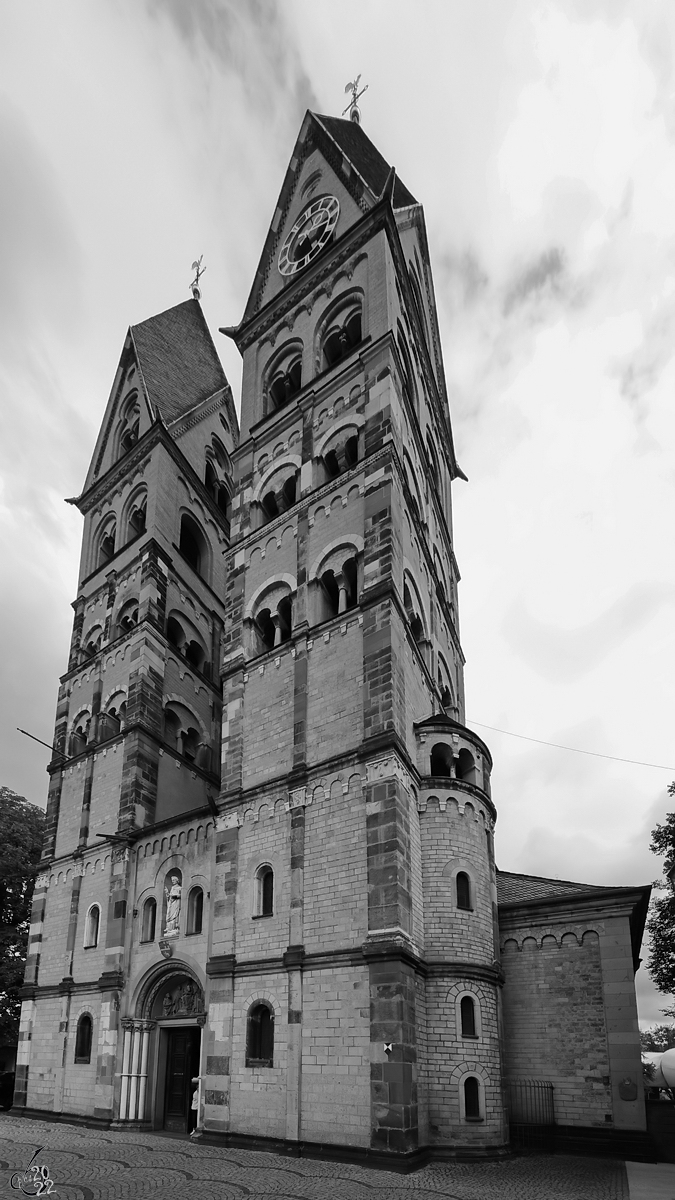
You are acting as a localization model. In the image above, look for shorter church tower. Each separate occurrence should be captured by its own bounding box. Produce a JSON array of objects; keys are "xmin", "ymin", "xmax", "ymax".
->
[{"xmin": 15, "ymin": 299, "xmax": 237, "ymax": 1121}]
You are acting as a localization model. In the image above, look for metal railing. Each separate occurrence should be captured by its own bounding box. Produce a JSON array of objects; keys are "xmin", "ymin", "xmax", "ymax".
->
[{"xmin": 507, "ymin": 1079, "xmax": 555, "ymax": 1150}]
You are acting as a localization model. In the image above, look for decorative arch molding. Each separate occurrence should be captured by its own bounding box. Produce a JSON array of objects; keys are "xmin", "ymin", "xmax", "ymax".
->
[
  {"xmin": 244, "ymin": 573, "xmax": 297, "ymax": 620},
  {"xmin": 69, "ymin": 705, "xmax": 92, "ymax": 733},
  {"xmin": 402, "ymin": 448, "xmax": 425, "ymax": 521},
  {"xmin": 450, "ymin": 1060, "xmax": 491, "ymax": 1085},
  {"xmin": 215, "ymin": 772, "xmax": 364, "ymax": 831},
  {"xmin": 111, "ymin": 591, "xmax": 140, "ymax": 631},
  {"xmin": 120, "ymin": 480, "xmax": 148, "ymax": 530},
  {"xmin": 139, "ymin": 821, "xmax": 213, "ymax": 859},
  {"xmin": 402, "ymin": 561, "xmax": 429, "ymax": 636},
  {"xmin": 313, "ymin": 286, "xmax": 365, "ymax": 362},
  {"xmin": 263, "ymin": 336, "xmax": 304, "ymax": 378},
  {"xmin": 314, "ymin": 415, "xmax": 364, "ymax": 461},
  {"xmin": 308, "ymin": 535, "xmax": 364, "ymax": 582},
  {"xmin": 454, "ymin": 1064, "xmax": 489, "ymax": 1123},
  {"xmin": 241, "ymin": 988, "xmax": 282, "ymax": 1019},
  {"xmin": 417, "ymin": 794, "xmax": 491, "ymax": 831},
  {"xmin": 176, "ymin": 481, "xmax": 227, "ymax": 546},
  {"xmin": 499, "ymin": 928, "xmax": 600, "ymax": 952},
  {"xmin": 174, "ymin": 590, "xmax": 212, "ymax": 633},
  {"xmin": 251, "ymin": 455, "xmax": 302, "ymax": 505},
  {"xmin": 161, "ymin": 693, "xmax": 209, "ymax": 740},
  {"xmin": 80, "ymin": 618, "xmax": 104, "ymax": 648},
  {"xmin": 454, "ymin": 987, "xmax": 484, "ymax": 1040},
  {"xmin": 132, "ymin": 958, "xmax": 206, "ymax": 1020},
  {"xmin": 101, "ymin": 686, "xmax": 128, "ymax": 711}
]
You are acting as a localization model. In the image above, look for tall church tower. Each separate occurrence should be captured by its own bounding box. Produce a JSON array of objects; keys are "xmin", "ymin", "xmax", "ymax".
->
[
  {"xmin": 206, "ymin": 110, "xmax": 505, "ymax": 1156},
  {"xmin": 15, "ymin": 111, "xmax": 507, "ymax": 1162}
]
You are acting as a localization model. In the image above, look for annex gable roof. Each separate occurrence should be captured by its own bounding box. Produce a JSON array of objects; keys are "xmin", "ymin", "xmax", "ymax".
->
[{"xmin": 496, "ymin": 870, "xmax": 612, "ymax": 905}]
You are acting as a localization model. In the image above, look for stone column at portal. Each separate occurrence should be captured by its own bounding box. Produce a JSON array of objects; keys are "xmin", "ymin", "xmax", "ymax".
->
[
  {"xmin": 119, "ymin": 1021, "xmax": 133, "ymax": 1120},
  {"xmin": 136, "ymin": 1021, "xmax": 154, "ymax": 1121},
  {"xmin": 127, "ymin": 1024, "xmax": 142, "ymax": 1120}
]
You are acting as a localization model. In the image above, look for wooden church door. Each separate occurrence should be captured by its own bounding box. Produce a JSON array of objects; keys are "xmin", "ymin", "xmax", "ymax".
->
[{"xmin": 163, "ymin": 1027, "xmax": 200, "ymax": 1132}]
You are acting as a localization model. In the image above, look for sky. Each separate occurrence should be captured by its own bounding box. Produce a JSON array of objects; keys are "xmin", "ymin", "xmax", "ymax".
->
[{"xmin": 0, "ymin": 0, "xmax": 674, "ymax": 1025}]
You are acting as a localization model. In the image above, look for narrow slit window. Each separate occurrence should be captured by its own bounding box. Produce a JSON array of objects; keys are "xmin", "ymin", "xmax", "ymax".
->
[
  {"xmin": 456, "ymin": 872, "xmax": 472, "ymax": 911},
  {"xmin": 83, "ymin": 905, "xmax": 100, "ymax": 949},
  {"xmin": 246, "ymin": 1003, "xmax": 274, "ymax": 1067},
  {"xmin": 256, "ymin": 866, "xmax": 274, "ymax": 917},
  {"xmin": 460, "ymin": 996, "xmax": 476, "ymax": 1037},
  {"xmin": 141, "ymin": 898, "xmax": 156, "ymax": 943},
  {"xmin": 464, "ymin": 1076, "xmax": 481, "ymax": 1120},
  {"xmin": 187, "ymin": 887, "xmax": 204, "ymax": 935},
  {"xmin": 74, "ymin": 1014, "xmax": 93, "ymax": 1064}
]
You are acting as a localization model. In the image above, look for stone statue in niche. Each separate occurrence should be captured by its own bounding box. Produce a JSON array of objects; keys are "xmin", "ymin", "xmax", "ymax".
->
[{"xmin": 164, "ymin": 873, "xmax": 182, "ymax": 937}]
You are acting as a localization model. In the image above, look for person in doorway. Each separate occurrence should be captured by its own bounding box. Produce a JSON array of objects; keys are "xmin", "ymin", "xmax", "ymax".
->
[{"xmin": 189, "ymin": 1077, "xmax": 199, "ymax": 1136}]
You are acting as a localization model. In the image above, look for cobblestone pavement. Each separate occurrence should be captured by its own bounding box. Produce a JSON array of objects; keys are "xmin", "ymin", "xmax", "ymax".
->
[{"xmin": 0, "ymin": 1114, "xmax": 629, "ymax": 1200}]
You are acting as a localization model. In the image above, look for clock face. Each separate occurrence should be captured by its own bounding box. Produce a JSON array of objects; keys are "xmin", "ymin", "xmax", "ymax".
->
[{"xmin": 278, "ymin": 195, "xmax": 340, "ymax": 277}]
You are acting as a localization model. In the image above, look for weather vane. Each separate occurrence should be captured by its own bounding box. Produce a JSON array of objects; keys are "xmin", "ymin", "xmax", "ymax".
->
[
  {"xmin": 343, "ymin": 75, "xmax": 368, "ymax": 125},
  {"xmin": 190, "ymin": 255, "xmax": 206, "ymax": 300}
]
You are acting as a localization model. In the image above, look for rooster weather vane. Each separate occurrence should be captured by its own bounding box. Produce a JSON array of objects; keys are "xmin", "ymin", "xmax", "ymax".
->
[
  {"xmin": 190, "ymin": 256, "xmax": 206, "ymax": 300},
  {"xmin": 343, "ymin": 75, "xmax": 368, "ymax": 125}
]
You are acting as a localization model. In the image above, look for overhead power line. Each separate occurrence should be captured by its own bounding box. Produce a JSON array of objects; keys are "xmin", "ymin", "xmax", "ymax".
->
[{"xmin": 468, "ymin": 720, "xmax": 675, "ymax": 773}]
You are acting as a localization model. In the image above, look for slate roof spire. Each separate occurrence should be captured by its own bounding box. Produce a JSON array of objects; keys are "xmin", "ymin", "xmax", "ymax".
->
[{"xmin": 129, "ymin": 298, "xmax": 227, "ymax": 425}]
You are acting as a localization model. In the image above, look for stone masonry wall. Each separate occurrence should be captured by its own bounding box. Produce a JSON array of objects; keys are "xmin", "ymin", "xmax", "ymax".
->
[
  {"xmin": 300, "ymin": 963, "xmax": 371, "ymax": 1146},
  {"xmin": 229, "ymin": 971, "xmax": 288, "ymax": 1139},
  {"xmin": 500, "ymin": 928, "xmax": 612, "ymax": 1127},
  {"xmin": 420, "ymin": 798, "xmax": 495, "ymax": 962},
  {"xmin": 303, "ymin": 776, "xmax": 368, "ymax": 954},
  {"xmin": 423, "ymin": 976, "xmax": 505, "ymax": 1148}
]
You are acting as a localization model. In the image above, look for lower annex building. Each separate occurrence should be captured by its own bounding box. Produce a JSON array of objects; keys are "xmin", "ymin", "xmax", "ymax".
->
[{"xmin": 14, "ymin": 108, "xmax": 651, "ymax": 1164}]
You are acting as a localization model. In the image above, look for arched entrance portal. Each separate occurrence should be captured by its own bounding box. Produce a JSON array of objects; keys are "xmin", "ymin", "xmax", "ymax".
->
[{"xmin": 122, "ymin": 967, "xmax": 205, "ymax": 1133}]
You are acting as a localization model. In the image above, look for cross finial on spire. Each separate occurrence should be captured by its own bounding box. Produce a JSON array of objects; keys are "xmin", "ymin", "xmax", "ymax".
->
[
  {"xmin": 190, "ymin": 255, "xmax": 206, "ymax": 300},
  {"xmin": 343, "ymin": 75, "xmax": 368, "ymax": 125}
]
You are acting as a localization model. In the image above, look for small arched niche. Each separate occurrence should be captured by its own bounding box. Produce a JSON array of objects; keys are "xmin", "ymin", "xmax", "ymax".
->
[{"xmin": 161, "ymin": 868, "xmax": 183, "ymax": 938}]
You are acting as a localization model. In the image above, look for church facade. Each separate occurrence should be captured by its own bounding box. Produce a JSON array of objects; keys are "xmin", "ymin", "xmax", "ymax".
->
[{"xmin": 15, "ymin": 110, "xmax": 650, "ymax": 1164}]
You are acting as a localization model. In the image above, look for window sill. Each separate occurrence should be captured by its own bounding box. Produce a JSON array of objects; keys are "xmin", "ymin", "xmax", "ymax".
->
[
  {"xmin": 465, "ymin": 1116, "xmax": 484, "ymax": 1123},
  {"xmin": 74, "ymin": 1057, "xmax": 91, "ymax": 1065},
  {"xmin": 252, "ymin": 913, "xmax": 274, "ymax": 920},
  {"xmin": 140, "ymin": 939, "xmax": 154, "ymax": 945},
  {"xmin": 83, "ymin": 944, "xmax": 97, "ymax": 951},
  {"xmin": 245, "ymin": 1059, "xmax": 273, "ymax": 1069},
  {"xmin": 462, "ymin": 1034, "xmax": 479, "ymax": 1040}
]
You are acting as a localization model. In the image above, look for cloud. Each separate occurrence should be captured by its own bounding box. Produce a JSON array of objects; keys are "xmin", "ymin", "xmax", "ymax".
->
[
  {"xmin": 0, "ymin": 96, "xmax": 82, "ymax": 355},
  {"xmin": 504, "ymin": 247, "xmax": 566, "ymax": 315},
  {"xmin": 502, "ymin": 584, "xmax": 674, "ymax": 682},
  {"xmin": 145, "ymin": 0, "xmax": 319, "ymax": 117}
]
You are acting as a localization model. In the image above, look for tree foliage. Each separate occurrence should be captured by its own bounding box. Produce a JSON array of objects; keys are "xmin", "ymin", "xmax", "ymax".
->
[
  {"xmin": 640, "ymin": 1024, "xmax": 675, "ymax": 1053},
  {"xmin": 647, "ymin": 783, "xmax": 675, "ymax": 1003},
  {"xmin": 0, "ymin": 787, "xmax": 45, "ymax": 1045}
]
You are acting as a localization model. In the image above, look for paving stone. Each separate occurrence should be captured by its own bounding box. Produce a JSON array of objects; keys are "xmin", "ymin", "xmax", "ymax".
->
[{"xmin": 0, "ymin": 1114, "xmax": 630, "ymax": 1200}]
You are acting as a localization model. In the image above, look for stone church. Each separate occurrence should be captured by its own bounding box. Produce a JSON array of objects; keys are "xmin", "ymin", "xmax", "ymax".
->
[{"xmin": 14, "ymin": 108, "xmax": 651, "ymax": 1164}]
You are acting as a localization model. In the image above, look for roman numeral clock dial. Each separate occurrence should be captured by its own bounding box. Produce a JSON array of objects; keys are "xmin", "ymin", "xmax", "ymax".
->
[{"xmin": 278, "ymin": 195, "xmax": 340, "ymax": 277}]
